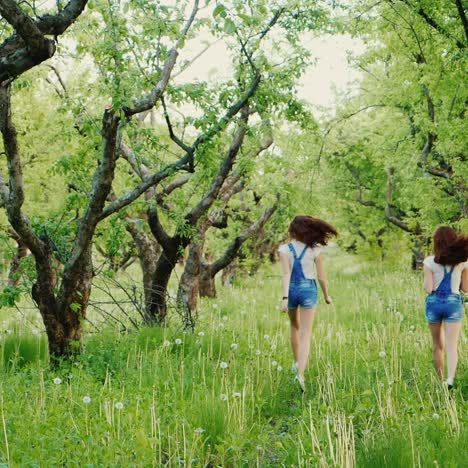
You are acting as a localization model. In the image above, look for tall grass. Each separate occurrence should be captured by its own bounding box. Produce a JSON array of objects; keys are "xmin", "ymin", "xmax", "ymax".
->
[{"xmin": 0, "ymin": 249, "xmax": 466, "ymax": 466}]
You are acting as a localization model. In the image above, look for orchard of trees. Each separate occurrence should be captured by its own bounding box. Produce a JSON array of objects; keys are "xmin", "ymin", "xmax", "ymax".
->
[{"xmin": 0, "ymin": 0, "xmax": 466, "ymax": 362}]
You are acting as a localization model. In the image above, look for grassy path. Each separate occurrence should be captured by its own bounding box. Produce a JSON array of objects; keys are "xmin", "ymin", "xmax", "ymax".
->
[{"xmin": 0, "ymin": 249, "xmax": 466, "ymax": 466}]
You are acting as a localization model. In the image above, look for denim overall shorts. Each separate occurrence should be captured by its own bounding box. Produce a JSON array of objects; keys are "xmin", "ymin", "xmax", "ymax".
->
[
  {"xmin": 287, "ymin": 243, "xmax": 318, "ymax": 309},
  {"xmin": 425, "ymin": 266, "xmax": 464, "ymax": 323}
]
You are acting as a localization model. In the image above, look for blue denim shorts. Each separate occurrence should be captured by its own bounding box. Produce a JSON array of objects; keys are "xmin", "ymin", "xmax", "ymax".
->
[
  {"xmin": 288, "ymin": 279, "xmax": 318, "ymax": 309},
  {"xmin": 425, "ymin": 293, "xmax": 464, "ymax": 323}
]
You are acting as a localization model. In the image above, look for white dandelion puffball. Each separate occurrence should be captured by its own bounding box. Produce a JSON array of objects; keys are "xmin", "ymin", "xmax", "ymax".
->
[
  {"xmin": 263, "ymin": 334, "xmax": 270, "ymax": 341},
  {"xmin": 233, "ymin": 392, "xmax": 242, "ymax": 398},
  {"xmin": 219, "ymin": 362, "xmax": 228, "ymax": 369},
  {"xmin": 255, "ymin": 350, "xmax": 261, "ymax": 356},
  {"xmin": 271, "ymin": 344, "xmax": 277, "ymax": 351},
  {"xmin": 271, "ymin": 360, "xmax": 278, "ymax": 367},
  {"xmin": 194, "ymin": 427, "xmax": 205, "ymax": 434},
  {"xmin": 218, "ymin": 323, "xmax": 225, "ymax": 329},
  {"xmin": 115, "ymin": 402, "xmax": 124, "ymax": 410},
  {"xmin": 32, "ymin": 329, "xmax": 40, "ymax": 336},
  {"xmin": 53, "ymin": 377, "xmax": 62, "ymax": 385},
  {"xmin": 432, "ymin": 413, "xmax": 440, "ymax": 420},
  {"xmin": 230, "ymin": 343, "xmax": 238, "ymax": 351},
  {"xmin": 379, "ymin": 351, "xmax": 386, "ymax": 358},
  {"xmin": 83, "ymin": 396, "xmax": 92, "ymax": 404},
  {"xmin": 222, "ymin": 315, "xmax": 228, "ymax": 321},
  {"xmin": 220, "ymin": 394, "xmax": 228, "ymax": 401},
  {"xmin": 175, "ymin": 338, "xmax": 183, "ymax": 345},
  {"xmin": 277, "ymin": 366, "xmax": 283, "ymax": 372},
  {"xmin": 198, "ymin": 331, "xmax": 205, "ymax": 337},
  {"xmin": 163, "ymin": 340, "xmax": 171, "ymax": 347}
]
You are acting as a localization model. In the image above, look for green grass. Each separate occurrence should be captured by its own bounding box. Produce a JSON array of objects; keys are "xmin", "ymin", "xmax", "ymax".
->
[{"xmin": 0, "ymin": 248, "xmax": 466, "ymax": 466}]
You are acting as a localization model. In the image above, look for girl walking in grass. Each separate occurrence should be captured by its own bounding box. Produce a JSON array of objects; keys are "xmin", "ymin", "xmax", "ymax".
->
[
  {"xmin": 278, "ymin": 215, "xmax": 337, "ymax": 392},
  {"xmin": 423, "ymin": 226, "xmax": 468, "ymax": 389}
]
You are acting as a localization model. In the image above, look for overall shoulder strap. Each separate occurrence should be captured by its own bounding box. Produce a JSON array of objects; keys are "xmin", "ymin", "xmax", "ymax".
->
[
  {"xmin": 288, "ymin": 243, "xmax": 298, "ymax": 260},
  {"xmin": 298, "ymin": 245, "xmax": 308, "ymax": 260}
]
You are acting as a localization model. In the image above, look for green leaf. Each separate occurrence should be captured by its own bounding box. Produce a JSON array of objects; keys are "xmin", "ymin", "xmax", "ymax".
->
[
  {"xmin": 213, "ymin": 4, "xmax": 225, "ymax": 18},
  {"xmin": 223, "ymin": 18, "xmax": 236, "ymax": 34}
]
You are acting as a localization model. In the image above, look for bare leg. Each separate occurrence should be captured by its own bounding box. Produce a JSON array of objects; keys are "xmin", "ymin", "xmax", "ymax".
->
[
  {"xmin": 288, "ymin": 307, "xmax": 300, "ymax": 365},
  {"xmin": 445, "ymin": 321, "xmax": 462, "ymax": 383},
  {"xmin": 429, "ymin": 322, "xmax": 444, "ymax": 379},
  {"xmin": 297, "ymin": 307, "xmax": 317, "ymax": 378}
]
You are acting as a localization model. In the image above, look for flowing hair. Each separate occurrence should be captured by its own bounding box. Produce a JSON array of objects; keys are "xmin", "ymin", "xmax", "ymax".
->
[
  {"xmin": 289, "ymin": 215, "xmax": 338, "ymax": 248},
  {"xmin": 433, "ymin": 226, "xmax": 468, "ymax": 266}
]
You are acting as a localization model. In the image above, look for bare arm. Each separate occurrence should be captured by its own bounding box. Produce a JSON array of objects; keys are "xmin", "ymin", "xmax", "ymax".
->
[
  {"xmin": 461, "ymin": 266, "xmax": 468, "ymax": 293},
  {"xmin": 279, "ymin": 252, "xmax": 290, "ymax": 312},
  {"xmin": 315, "ymin": 254, "xmax": 332, "ymax": 304},
  {"xmin": 423, "ymin": 265, "xmax": 434, "ymax": 293}
]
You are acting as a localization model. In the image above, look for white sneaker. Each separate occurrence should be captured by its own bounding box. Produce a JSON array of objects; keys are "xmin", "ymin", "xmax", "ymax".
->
[{"xmin": 295, "ymin": 375, "xmax": 306, "ymax": 393}]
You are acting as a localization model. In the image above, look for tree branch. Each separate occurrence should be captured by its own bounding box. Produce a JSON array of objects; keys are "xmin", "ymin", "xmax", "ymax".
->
[
  {"xmin": 0, "ymin": 84, "xmax": 45, "ymax": 256},
  {"xmin": 123, "ymin": 0, "xmax": 200, "ymax": 116},
  {"xmin": 210, "ymin": 197, "xmax": 279, "ymax": 276}
]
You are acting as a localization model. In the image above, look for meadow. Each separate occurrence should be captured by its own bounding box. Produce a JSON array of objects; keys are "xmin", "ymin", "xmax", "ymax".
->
[{"xmin": 0, "ymin": 249, "xmax": 466, "ymax": 467}]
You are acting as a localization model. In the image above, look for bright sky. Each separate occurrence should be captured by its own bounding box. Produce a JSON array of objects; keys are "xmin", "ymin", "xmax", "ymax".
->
[{"xmin": 175, "ymin": 32, "xmax": 364, "ymax": 114}]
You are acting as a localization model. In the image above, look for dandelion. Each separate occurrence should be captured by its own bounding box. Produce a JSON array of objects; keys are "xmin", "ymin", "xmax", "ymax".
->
[
  {"xmin": 163, "ymin": 340, "xmax": 171, "ymax": 347},
  {"xmin": 410, "ymin": 325, "xmax": 415, "ymax": 331},
  {"xmin": 115, "ymin": 402, "xmax": 124, "ymax": 410},
  {"xmin": 271, "ymin": 344, "xmax": 277, "ymax": 351},
  {"xmin": 222, "ymin": 315, "xmax": 228, "ymax": 321},
  {"xmin": 248, "ymin": 344, "xmax": 254, "ymax": 350},
  {"xmin": 255, "ymin": 350, "xmax": 261, "ymax": 356},
  {"xmin": 175, "ymin": 338, "xmax": 183, "ymax": 345},
  {"xmin": 220, "ymin": 394, "xmax": 228, "ymax": 401},
  {"xmin": 432, "ymin": 413, "xmax": 440, "ymax": 420},
  {"xmin": 271, "ymin": 360, "xmax": 278, "ymax": 367},
  {"xmin": 219, "ymin": 362, "xmax": 228, "ymax": 369},
  {"xmin": 83, "ymin": 396, "xmax": 92, "ymax": 404},
  {"xmin": 194, "ymin": 427, "xmax": 205, "ymax": 434},
  {"xmin": 230, "ymin": 343, "xmax": 238, "ymax": 351},
  {"xmin": 263, "ymin": 334, "xmax": 270, "ymax": 341},
  {"xmin": 379, "ymin": 351, "xmax": 386, "ymax": 358},
  {"xmin": 218, "ymin": 323, "xmax": 225, "ymax": 329},
  {"xmin": 32, "ymin": 329, "xmax": 40, "ymax": 336},
  {"xmin": 233, "ymin": 392, "xmax": 242, "ymax": 398},
  {"xmin": 256, "ymin": 445, "xmax": 263, "ymax": 451},
  {"xmin": 277, "ymin": 366, "xmax": 283, "ymax": 372},
  {"xmin": 198, "ymin": 331, "xmax": 205, "ymax": 337},
  {"xmin": 53, "ymin": 377, "xmax": 62, "ymax": 385},
  {"xmin": 213, "ymin": 304, "xmax": 219, "ymax": 309}
]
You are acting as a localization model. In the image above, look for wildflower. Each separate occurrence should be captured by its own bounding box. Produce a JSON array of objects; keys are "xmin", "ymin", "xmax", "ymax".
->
[
  {"xmin": 163, "ymin": 340, "xmax": 171, "ymax": 347},
  {"xmin": 271, "ymin": 360, "xmax": 278, "ymax": 367},
  {"xmin": 32, "ymin": 329, "xmax": 40, "ymax": 336},
  {"xmin": 218, "ymin": 323, "xmax": 225, "ymax": 329},
  {"xmin": 194, "ymin": 427, "xmax": 205, "ymax": 434},
  {"xmin": 53, "ymin": 377, "xmax": 62, "ymax": 385},
  {"xmin": 115, "ymin": 402, "xmax": 124, "ymax": 410},
  {"xmin": 198, "ymin": 331, "xmax": 205, "ymax": 337},
  {"xmin": 220, "ymin": 394, "xmax": 228, "ymax": 401},
  {"xmin": 222, "ymin": 315, "xmax": 228, "ymax": 321},
  {"xmin": 271, "ymin": 344, "xmax": 277, "ymax": 351},
  {"xmin": 432, "ymin": 413, "xmax": 440, "ymax": 420},
  {"xmin": 277, "ymin": 366, "xmax": 283, "ymax": 372},
  {"xmin": 263, "ymin": 334, "xmax": 270, "ymax": 341},
  {"xmin": 233, "ymin": 392, "xmax": 242, "ymax": 398},
  {"xmin": 256, "ymin": 445, "xmax": 263, "ymax": 451},
  {"xmin": 255, "ymin": 350, "xmax": 261, "ymax": 356},
  {"xmin": 83, "ymin": 396, "xmax": 92, "ymax": 404},
  {"xmin": 379, "ymin": 351, "xmax": 386, "ymax": 358},
  {"xmin": 230, "ymin": 343, "xmax": 238, "ymax": 351},
  {"xmin": 219, "ymin": 362, "xmax": 228, "ymax": 369},
  {"xmin": 175, "ymin": 338, "xmax": 183, "ymax": 345}
]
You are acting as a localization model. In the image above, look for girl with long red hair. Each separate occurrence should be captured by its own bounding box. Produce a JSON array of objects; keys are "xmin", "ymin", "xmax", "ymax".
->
[
  {"xmin": 423, "ymin": 226, "xmax": 468, "ymax": 389},
  {"xmin": 278, "ymin": 215, "xmax": 337, "ymax": 392}
]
